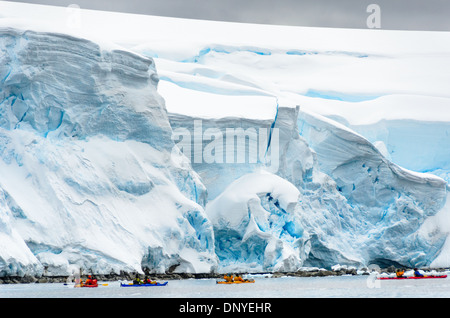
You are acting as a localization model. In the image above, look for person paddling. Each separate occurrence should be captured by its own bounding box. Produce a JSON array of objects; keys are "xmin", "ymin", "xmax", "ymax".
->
[
  {"xmin": 84, "ymin": 275, "xmax": 94, "ymax": 286},
  {"xmin": 223, "ymin": 274, "xmax": 234, "ymax": 282},
  {"xmin": 143, "ymin": 275, "xmax": 157, "ymax": 285},
  {"xmin": 414, "ymin": 268, "xmax": 424, "ymax": 277},
  {"xmin": 91, "ymin": 275, "xmax": 98, "ymax": 285},
  {"xmin": 133, "ymin": 274, "xmax": 144, "ymax": 285},
  {"xmin": 234, "ymin": 275, "xmax": 244, "ymax": 282},
  {"xmin": 396, "ymin": 269, "xmax": 405, "ymax": 278}
]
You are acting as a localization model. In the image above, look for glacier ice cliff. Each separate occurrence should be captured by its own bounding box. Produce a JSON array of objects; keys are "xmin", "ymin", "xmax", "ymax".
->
[
  {"xmin": 0, "ymin": 28, "xmax": 217, "ymax": 277},
  {"xmin": 297, "ymin": 109, "xmax": 448, "ymax": 268},
  {"xmin": 1, "ymin": 14, "xmax": 450, "ymax": 278},
  {"xmin": 170, "ymin": 103, "xmax": 448, "ymax": 271}
]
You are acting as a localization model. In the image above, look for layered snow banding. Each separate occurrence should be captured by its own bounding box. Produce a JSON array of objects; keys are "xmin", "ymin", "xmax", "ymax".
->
[
  {"xmin": 0, "ymin": 27, "xmax": 216, "ymax": 276},
  {"xmin": 1, "ymin": 1, "xmax": 450, "ymax": 276}
]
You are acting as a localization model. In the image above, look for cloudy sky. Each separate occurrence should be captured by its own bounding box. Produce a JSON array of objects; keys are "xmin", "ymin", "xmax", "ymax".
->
[{"xmin": 5, "ymin": 0, "xmax": 450, "ymax": 31}]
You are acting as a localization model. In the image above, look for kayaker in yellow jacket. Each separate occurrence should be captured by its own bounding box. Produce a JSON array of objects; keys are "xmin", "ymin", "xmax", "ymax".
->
[
  {"xmin": 234, "ymin": 275, "xmax": 244, "ymax": 282},
  {"xmin": 223, "ymin": 274, "xmax": 234, "ymax": 282},
  {"xmin": 133, "ymin": 274, "xmax": 144, "ymax": 285}
]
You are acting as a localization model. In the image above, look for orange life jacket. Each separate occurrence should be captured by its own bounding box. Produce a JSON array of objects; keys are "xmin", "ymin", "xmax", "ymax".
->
[
  {"xmin": 224, "ymin": 275, "xmax": 233, "ymax": 282},
  {"xmin": 396, "ymin": 271, "xmax": 404, "ymax": 277}
]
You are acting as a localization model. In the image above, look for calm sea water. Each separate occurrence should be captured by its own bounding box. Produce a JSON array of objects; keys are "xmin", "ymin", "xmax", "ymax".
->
[{"xmin": 1, "ymin": 274, "xmax": 450, "ymax": 298}]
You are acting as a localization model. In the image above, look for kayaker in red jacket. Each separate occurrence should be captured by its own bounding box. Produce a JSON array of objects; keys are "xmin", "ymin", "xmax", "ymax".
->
[
  {"xmin": 84, "ymin": 275, "xmax": 97, "ymax": 286},
  {"xmin": 143, "ymin": 276, "xmax": 157, "ymax": 285}
]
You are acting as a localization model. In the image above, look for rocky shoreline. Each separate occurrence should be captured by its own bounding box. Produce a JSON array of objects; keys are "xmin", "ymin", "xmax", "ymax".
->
[{"xmin": 1, "ymin": 266, "xmax": 448, "ymax": 284}]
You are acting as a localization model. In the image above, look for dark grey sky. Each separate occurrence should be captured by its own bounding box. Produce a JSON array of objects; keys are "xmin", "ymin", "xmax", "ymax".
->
[{"xmin": 5, "ymin": 0, "xmax": 450, "ymax": 31}]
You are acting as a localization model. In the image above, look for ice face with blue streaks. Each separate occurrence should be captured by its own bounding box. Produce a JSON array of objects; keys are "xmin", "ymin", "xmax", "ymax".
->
[
  {"xmin": 0, "ymin": 28, "xmax": 217, "ymax": 276},
  {"xmin": 1, "ymin": 2, "xmax": 450, "ymax": 277}
]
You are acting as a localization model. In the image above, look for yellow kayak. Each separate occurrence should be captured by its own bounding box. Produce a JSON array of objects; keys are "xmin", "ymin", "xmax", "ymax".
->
[{"xmin": 216, "ymin": 279, "xmax": 255, "ymax": 284}]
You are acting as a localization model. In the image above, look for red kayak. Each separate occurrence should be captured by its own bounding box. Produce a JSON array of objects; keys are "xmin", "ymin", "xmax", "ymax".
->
[{"xmin": 378, "ymin": 275, "xmax": 447, "ymax": 280}]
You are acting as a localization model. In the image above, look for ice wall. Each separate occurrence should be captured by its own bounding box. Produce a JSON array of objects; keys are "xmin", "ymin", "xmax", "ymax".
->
[
  {"xmin": 350, "ymin": 120, "xmax": 450, "ymax": 183},
  {"xmin": 205, "ymin": 171, "xmax": 308, "ymax": 273},
  {"xmin": 196, "ymin": 106, "xmax": 365, "ymax": 271},
  {"xmin": 169, "ymin": 113, "xmax": 274, "ymax": 200},
  {"xmin": 170, "ymin": 103, "xmax": 449, "ymax": 270},
  {"xmin": 298, "ymin": 109, "xmax": 449, "ymax": 267},
  {"xmin": 0, "ymin": 28, "xmax": 217, "ymax": 276},
  {"xmin": 1, "ymin": 2, "xmax": 450, "ymax": 274}
]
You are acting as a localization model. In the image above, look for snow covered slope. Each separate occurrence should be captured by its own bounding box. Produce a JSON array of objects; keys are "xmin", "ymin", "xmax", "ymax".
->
[{"xmin": 0, "ymin": 1, "xmax": 449, "ymax": 275}]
